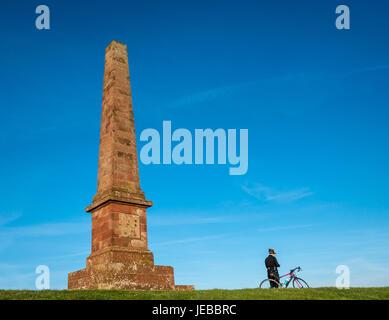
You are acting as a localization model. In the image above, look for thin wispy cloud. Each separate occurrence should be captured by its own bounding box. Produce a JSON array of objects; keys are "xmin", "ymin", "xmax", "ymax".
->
[
  {"xmin": 153, "ymin": 234, "xmax": 226, "ymax": 246},
  {"xmin": 170, "ymin": 81, "xmax": 255, "ymax": 108},
  {"xmin": 341, "ymin": 64, "xmax": 389, "ymax": 78},
  {"xmin": 0, "ymin": 220, "xmax": 89, "ymax": 238},
  {"xmin": 0, "ymin": 213, "xmax": 22, "ymax": 226},
  {"xmin": 46, "ymin": 250, "xmax": 90, "ymax": 262},
  {"xmin": 242, "ymin": 183, "xmax": 314, "ymax": 203},
  {"xmin": 258, "ymin": 223, "xmax": 318, "ymax": 233},
  {"xmin": 346, "ymin": 258, "xmax": 389, "ymax": 274},
  {"xmin": 170, "ymin": 64, "xmax": 389, "ymax": 109},
  {"xmin": 150, "ymin": 214, "xmax": 237, "ymax": 227}
]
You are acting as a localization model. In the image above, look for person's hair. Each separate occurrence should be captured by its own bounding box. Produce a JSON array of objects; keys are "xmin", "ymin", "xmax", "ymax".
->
[{"xmin": 268, "ymin": 248, "xmax": 276, "ymax": 254}]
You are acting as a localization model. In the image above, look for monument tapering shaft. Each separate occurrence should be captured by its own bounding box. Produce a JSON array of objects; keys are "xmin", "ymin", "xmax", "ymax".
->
[{"xmin": 97, "ymin": 41, "xmax": 140, "ymax": 194}]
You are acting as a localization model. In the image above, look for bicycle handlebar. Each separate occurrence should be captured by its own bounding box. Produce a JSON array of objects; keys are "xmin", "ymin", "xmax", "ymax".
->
[{"xmin": 290, "ymin": 266, "xmax": 302, "ymax": 273}]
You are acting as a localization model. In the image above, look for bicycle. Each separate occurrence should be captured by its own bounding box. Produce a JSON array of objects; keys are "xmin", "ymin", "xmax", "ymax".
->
[{"xmin": 259, "ymin": 266, "xmax": 309, "ymax": 288}]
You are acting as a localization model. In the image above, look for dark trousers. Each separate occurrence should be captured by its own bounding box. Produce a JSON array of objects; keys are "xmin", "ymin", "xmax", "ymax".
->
[{"xmin": 267, "ymin": 270, "xmax": 280, "ymax": 288}]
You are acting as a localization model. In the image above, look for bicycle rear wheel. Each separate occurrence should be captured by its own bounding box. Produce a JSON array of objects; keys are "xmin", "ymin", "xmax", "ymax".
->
[
  {"xmin": 259, "ymin": 279, "xmax": 281, "ymax": 289},
  {"xmin": 292, "ymin": 277, "xmax": 309, "ymax": 288}
]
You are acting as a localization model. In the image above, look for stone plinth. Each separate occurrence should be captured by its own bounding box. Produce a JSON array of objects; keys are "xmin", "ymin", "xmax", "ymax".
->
[{"xmin": 68, "ymin": 247, "xmax": 177, "ymax": 290}]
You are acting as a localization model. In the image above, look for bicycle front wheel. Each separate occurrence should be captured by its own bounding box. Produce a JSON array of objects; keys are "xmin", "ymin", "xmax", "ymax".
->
[
  {"xmin": 259, "ymin": 279, "xmax": 281, "ymax": 289},
  {"xmin": 292, "ymin": 277, "xmax": 309, "ymax": 288}
]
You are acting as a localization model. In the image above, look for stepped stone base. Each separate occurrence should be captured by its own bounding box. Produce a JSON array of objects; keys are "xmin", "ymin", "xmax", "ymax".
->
[{"xmin": 68, "ymin": 247, "xmax": 194, "ymax": 291}]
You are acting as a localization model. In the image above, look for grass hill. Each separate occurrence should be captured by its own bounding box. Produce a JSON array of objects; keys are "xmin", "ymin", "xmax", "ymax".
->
[{"xmin": 0, "ymin": 287, "xmax": 388, "ymax": 300}]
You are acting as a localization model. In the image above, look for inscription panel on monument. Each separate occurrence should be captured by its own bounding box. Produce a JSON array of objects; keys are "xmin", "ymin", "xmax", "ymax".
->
[{"xmin": 119, "ymin": 213, "xmax": 140, "ymax": 238}]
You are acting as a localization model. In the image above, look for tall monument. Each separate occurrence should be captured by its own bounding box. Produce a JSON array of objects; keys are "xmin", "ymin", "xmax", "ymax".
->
[{"xmin": 68, "ymin": 41, "xmax": 193, "ymax": 290}]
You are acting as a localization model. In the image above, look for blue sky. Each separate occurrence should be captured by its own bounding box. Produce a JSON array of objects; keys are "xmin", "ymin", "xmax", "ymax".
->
[{"xmin": 0, "ymin": 0, "xmax": 389, "ymax": 289}]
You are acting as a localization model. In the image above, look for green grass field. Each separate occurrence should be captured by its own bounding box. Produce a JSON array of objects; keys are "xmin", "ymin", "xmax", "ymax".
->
[{"xmin": 0, "ymin": 287, "xmax": 388, "ymax": 300}]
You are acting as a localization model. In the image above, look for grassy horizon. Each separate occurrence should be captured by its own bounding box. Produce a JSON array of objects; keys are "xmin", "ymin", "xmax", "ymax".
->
[{"xmin": 0, "ymin": 287, "xmax": 388, "ymax": 300}]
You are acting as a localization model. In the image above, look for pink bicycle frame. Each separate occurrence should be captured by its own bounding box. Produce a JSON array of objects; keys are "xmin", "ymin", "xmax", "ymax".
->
[{"xmin": 279, "ymin": 272, "xmax": 303, "ymax": 288}]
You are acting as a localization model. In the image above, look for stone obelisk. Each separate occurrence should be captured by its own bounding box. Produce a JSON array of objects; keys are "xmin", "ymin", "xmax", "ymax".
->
[{"xmin": 68, "ymin": 41, "xmax": 193, "ymax": 290}]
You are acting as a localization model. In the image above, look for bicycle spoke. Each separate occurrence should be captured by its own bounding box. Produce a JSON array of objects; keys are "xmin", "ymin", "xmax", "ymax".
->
[
  {"xmin": 259, "ymin": 279, "xmax": 281, "ymax": 289},
  {"xmin": 293, "ymin": 277, "xmax": 309, "ymax": 288}
]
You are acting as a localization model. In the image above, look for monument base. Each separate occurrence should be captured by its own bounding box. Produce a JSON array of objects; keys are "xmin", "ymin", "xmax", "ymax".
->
[{"xmin": 68, "ymin": 247, "xmax": 194, "ymax": 291}]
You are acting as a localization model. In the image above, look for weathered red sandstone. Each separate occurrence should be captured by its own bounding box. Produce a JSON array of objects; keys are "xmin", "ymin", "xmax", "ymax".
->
[{"xmin": 68, "ymin": 40, "xmax": 194, "ymax": 291}]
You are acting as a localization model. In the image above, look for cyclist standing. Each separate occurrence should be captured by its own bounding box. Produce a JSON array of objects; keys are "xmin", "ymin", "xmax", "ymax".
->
[{"xmin": 265, "ymin": 248, "xmax": 280, "ymax": 288}]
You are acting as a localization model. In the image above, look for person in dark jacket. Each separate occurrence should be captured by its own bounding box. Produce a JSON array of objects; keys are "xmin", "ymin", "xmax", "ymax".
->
[{"xmin": 265, "ymin": 248, "xmax": 280, "ymax": 288}]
